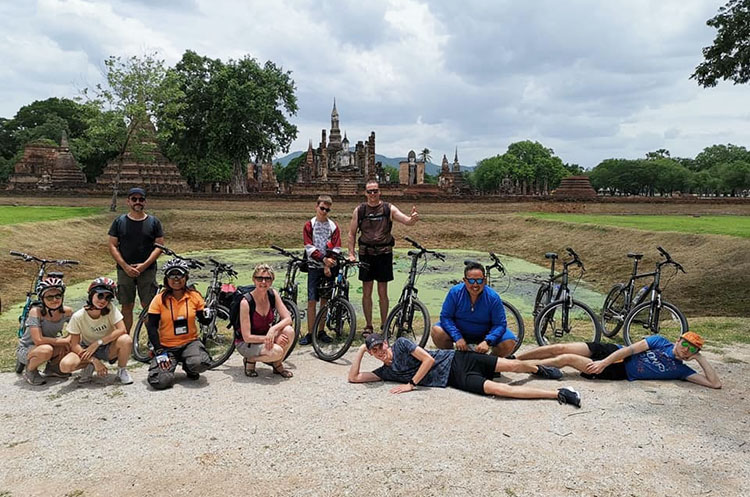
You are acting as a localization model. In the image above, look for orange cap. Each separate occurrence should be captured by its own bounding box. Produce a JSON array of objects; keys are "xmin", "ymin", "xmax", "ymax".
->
[{"xmin": 680, "ymin": 331, "xmax": 704, "ymax": 349}]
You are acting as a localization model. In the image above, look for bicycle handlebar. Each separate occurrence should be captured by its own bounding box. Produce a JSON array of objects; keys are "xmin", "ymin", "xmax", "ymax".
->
[
  {"xmin": 404, "ymin": 237, "xmax": 445, "ymax": 261},
  {"xmin": 10, "ymin": 251, "xmax": 80, "ymax": 266},
  {"xmin": 154, "ymin": 243, "xmax": 204, "ymax": 268},
  {"xmin": 565, "ymin": 247, "xmax": 585, "ymax": 271},
  {"xmin": 270, "ymin": 245, "xmax": 304, "ymax": 262},
  {"xmin": 656, "ymin": 246, "xmax": 686, "ymax": 273}
]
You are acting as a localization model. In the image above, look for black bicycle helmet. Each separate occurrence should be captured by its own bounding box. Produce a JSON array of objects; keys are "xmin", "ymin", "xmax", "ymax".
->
[{"xmin": 88, "ymin": 277, "xmax": 117, "ymax": 298}]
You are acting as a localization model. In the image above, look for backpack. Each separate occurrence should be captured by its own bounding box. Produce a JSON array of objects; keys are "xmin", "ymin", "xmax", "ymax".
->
[{"xmin": 227, "ymin": 286, "xmax": 276, "ymax": 339}]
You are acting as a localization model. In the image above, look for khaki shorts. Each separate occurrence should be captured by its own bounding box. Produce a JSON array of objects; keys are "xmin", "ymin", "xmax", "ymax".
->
[
  {"xmin": 117, "ymin": 265, "xmax": 158, "ymax": 306},
  {"xmin": 236, "ymin": 341, "xmax": 269, "ymax": 359}
]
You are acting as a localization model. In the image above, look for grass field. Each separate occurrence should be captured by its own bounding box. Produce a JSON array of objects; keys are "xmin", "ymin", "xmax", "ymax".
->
[
  {"xmin": 0, "ymin": 205, "xmax": 101, "ymax": 225},
  {"xmin": 524, "ymin": 212, "xmax": 750, "ymax": 238}
]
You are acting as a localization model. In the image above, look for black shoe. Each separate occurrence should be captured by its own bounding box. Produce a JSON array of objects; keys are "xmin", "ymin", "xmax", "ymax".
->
[
  {"xmin": 534, "ymin": 365, "xmax": 563, "ymax": 380},
  {"xmin": 557, "ymin": 387, "xmax": 581, "ymax": 407},
  {"xmin": 317, "ymin": 332, "xmax": 333, "ymax": 343},
  {"xmin": 299, "ymin": 334, "xmax": 312, "ymax": 345},
  {"xmin": 186, "ymin": 371, "xmax": 200, "ymax": 381}
]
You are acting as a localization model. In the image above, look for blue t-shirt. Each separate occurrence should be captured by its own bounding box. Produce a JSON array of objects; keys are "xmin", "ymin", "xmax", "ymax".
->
[
  {"xmin": 624, "ymin": 335, "xmax": 696, "ymax": 381},
  {"xmin": 438, "ymin": 284, "xmax": 512, "ymax": 345},
  {"xmin": 373, "ymin": 337, "xmax": 455, "ymax": 387}
]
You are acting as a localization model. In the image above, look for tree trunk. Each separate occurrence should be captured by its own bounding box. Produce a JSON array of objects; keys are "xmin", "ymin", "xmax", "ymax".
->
[
  {"xmin": 230, "ymin": 159, "xmax": 248, "ymax": 194},
  {"xmin": 109, "ymin": 155, "xmax": 124, "ymax": 212}
]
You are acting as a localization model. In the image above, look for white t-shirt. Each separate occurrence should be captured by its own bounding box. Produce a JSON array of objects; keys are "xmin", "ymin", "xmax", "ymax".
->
[{"xmin": 67, "ymin": 306, "xmax": 124, "ymax": 345}]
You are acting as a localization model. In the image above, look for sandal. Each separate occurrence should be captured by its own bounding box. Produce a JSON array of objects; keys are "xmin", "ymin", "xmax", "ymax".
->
[
  {"xmin": 272, "ymin": 363, "xmax": 293, "ymax": 378},
  {"xmin": 362, "ymin": 325, "xmax": 374, "ymax": 339},
  {"xmin": 243, "ymin": 358, "xmax": 258, "ymax": 377}
]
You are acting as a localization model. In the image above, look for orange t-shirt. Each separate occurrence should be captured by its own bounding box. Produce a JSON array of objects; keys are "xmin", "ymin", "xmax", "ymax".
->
[{"xmin": 148, "ymin": 290, "xmax": 205, "ymax": 348}]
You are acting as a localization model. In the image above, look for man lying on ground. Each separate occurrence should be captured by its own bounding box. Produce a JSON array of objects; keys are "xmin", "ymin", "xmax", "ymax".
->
[
  {"xmin": 348, "ymin": 334, "xmax": 582, "ymax": 407},
  {"xmin": 515, "ymin": 332, "xmax": 721, "ymax": 389}
]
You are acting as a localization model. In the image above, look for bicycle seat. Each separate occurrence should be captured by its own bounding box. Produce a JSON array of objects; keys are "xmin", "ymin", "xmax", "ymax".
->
[
  {"xmin": 47, "ymin": 271, "xmax": 64, "ymax": 279},
  {"xmin": 544, "ymin": 252, "xmax": 558, "ymax": 259},
  {"xmin": 627, "ymin": 253, "xmax": 644, "ymax": 260}
]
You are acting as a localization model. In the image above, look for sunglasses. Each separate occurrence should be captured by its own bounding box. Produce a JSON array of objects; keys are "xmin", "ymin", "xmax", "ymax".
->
[
  {"xmin": 95, "ymin": 292, "xmax": 114, "ymax": 301},
  {"xmin": 319, "ymin": 206, "xmax": 331, "ymax": 213},
  {"xmin": 681, "ymin": 340, "xmax": 700, "ymax": 354},
  {"xmin": 254, "ymin": 275, "xmax": 273, "ymax": 282},
  {"xmin": 129, "ymin": 197, "xmax": 146, "ymax": 203},
  {"xmin": 43, "ymin": 293, "xmax": 63, "ymax": 301},
  {"xmin": 366, "ymin": 189, "xmax": 379, "ymax": 194},
  {"xmin": 465, "ymin": 278, "xmax": 485, "ymax": 285},
  {"xmin": 167, "ymin": 273, "xmax": 186, "ymax": 280}
]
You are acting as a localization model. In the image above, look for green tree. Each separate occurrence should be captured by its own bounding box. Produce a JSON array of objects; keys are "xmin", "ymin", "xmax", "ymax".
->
[
  {"xmin": 694, "ymin": 144, "xmax": 750, "ymax": 170},
  {"xmin": 274, "ymin": 154, "xmax": 304, "ymax": 185},
  {"xmin": 419, "ymin": 148, "xmax": 431, "ymax": 164},
  {"xmin": 692, "ymin": 0, "xmax": 750, "ymax": 87},
  {"xmin": 0, "ymin": 117, "xmax": 19, "ymax": 160}
]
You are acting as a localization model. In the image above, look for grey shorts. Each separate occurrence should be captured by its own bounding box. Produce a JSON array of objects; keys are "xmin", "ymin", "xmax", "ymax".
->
[
  {"xmin": 117, "ymin": 264, "xmax": 158, "ymax": 306},
  {"xmin": 236, "ymin": 341, "xmax": 267, "ymax": 359},
  {"xmin": 16, "ymin": 345, "xmax": 29, "ymax": 365},
  {"xmin": 81, "ymin": 341, "xmax": 116, "ymax": 363}
]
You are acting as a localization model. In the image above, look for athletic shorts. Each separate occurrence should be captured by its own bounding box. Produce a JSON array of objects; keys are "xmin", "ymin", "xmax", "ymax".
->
[
  {"xmin": 307, "ymin": 268, "xmax": 335, "ymax": 301},
  {"xmin": 580, "ymin": 342, "xmax": 627, "ymax": 380},
  {"xmin": 236, "ymin": 341, "xmax": 267, "ymax": 358},
  {"xmin": 434, "ymin": 322, "xmax": 517, "ymax": 345},
  {"xmin": 117, "ymin": 264, "xmax": 158, "ymax": 306},
  {"xmin": 358, "ymin": 252, "xmax": 394, "ymax": 282},
  {"xmin": 447, "ymin": 350, "xmax": 498, "ymax": 395},
  {"xmin": 81, "ymin": 341, "xmax": 117, "ymax": 364}
]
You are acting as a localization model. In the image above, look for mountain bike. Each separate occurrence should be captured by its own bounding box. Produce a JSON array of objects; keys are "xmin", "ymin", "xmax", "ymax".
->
[
  {"xmin": 534, "ymin": 248, "xmax": 602, "ymax": 346},
  {"xmin": 619, "ymin": 246, "xmax": 688, "ymax": 346},
  {"xmin": 463, "ymin": 252, "xmax": 525, "ymax": 356},
  {"xmin": 382, "ymin": 237, "xmax": 445, "ymax": 347},
  {"xmin": 311, "ymin": 253, "xmax": 368, "ymax": 362},
  {"xmin": 131, "ymin": 244, "xmax": 236, "ymax": 368},
  {"xmin": 10, "ymin": 250, "xmax": 79, "ymax": 373},
  {"xmin": 268, "ymin": 245, "xmax": 308, "ymax": 357}
]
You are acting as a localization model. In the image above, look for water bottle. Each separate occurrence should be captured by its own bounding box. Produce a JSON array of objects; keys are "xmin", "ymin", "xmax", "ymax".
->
[{"xmin": 633, "ymin": 286, "xmax": 649, "ymax": 305}]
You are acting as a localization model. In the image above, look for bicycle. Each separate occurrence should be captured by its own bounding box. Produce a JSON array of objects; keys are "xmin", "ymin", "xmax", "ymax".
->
[
  {"xmin": 382, "ymin": 237, "xmax": 445, "ymax": 347},
  {"xmin": 268, "ymin": 245, "xmax": 308, "ymax": 356},
  {"xmin": 463, "ymin": 252, "xmax": 525, "ymax": 356},
  {"xmin": 10, "ymin": 250, "xmax": 79, "ymax": 373},
  {"xmin": 600, "ymin": 251, "xmax": 647, "ymax": 338},
  {"xmin": 534, "ymin": 248, "xmax": 602, "ymax": 346},
  {"xmin": 617, "ymin": 247, "xmax": 688, "ymax": 346},
  {"xmin": 310, "ymin": 252, "xmax": 368, "ymax": 362},
  {"xmin": 131, "ymin": 244, "xmax": 236, "ymax": 368}
]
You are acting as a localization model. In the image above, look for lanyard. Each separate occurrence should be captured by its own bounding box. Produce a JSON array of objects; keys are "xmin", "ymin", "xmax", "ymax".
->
[{"xmin": 168, "ymin": 297, "xmax": 189, "ymax": 322}]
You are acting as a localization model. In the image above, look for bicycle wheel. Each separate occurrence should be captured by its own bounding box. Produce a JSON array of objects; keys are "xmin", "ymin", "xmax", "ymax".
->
[
  {"xmin": 311, "ymin": 297, "xmax": 356, "ymax": 362},
  {"xmin": 601, "ymin": 283, "xmax": 627, "ymax": 338},
  {"xmin": 131, "ymin": 310, "xmax": 152, "ymax": 363},
  {"xmin": 622, "ymin": 300, "xmax": 688, "ymax": 346},
  {"xmin": 535, "ymin": 299, "xmax": 601, "ymax": 346},
  {"xmin": 502, "ymin": 300, "xmax": 525, "ymax": 356},
  {"xmin": 203, "ymin": 304, "xmax": 235, "ymax": 369},
  {"xmin": 383, "ymin": 298, "xmax": 430, "ymax": 347},
  {"xmin": 533, "ymin": 284, "xmax": 552, "ymax": 320},
  {"xmin": 280, "ymin": 296, "xmax": 301, "ymax": 359}
]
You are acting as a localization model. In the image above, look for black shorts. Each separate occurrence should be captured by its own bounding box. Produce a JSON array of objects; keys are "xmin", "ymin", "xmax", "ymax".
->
[
  {"xmin": 358, "ymin": 252, "xmax": 394, "ymax": 282},
  {"xmin": 447, "ymin": 351, "xmax": 498, "ymax": 395},
  {"xmin": 581, "ymin": 342, "xmax": 627, "ymax": 380}
]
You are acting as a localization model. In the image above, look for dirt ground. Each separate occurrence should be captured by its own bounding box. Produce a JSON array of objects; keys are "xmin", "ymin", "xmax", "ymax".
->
[{"xmin": 1, "ymin": 343, "xmax": 748, "ymax": 497}]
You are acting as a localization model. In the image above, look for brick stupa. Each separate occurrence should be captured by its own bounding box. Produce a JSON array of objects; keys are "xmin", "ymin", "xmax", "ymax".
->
[
  {"xmin": 553, "ymin": 176, "xmax": 598, "ymax": 199},
  {"xmin": 7, "ymin": 132, "xmax": 87, "ymax": 191}
]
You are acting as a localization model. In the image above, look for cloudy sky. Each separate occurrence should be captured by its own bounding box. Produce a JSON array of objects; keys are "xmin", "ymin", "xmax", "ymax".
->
[{"xmin": 1, "ymin": 0, "xmax": 747, "ymax": 169}]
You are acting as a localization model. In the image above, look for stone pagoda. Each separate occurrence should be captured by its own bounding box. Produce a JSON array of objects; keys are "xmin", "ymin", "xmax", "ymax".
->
[
  {"xmin": 399, "ymin": 150, "xmax": 425, "ymax": 185},
  {"xmin": 438, "ymin": 149, "xmax": 470, "ymax": 194},
  {"xmin": 96, "ymin": 120, "xmax": 190, "ymax": 194},
  {"xmin": 553, "ymin": 176, "xmax": 598, "ymax": 199},
  {"xmin": 7, "ymin": 132, "xmax": 87, "ymax": 191}
]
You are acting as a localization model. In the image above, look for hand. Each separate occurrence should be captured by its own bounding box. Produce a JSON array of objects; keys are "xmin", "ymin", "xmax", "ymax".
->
[
  {"xmin": 475, "ymin": 341, "xmax": 490, "ymax": 354},
  {"xmin": 80, "ymin": 342, "xmax": 99, "ymax": 362},
  {"xmin": 323, "ymin": 267, "xmax": 332, "ymax": 277},
  {"xmin": 455, "ymin": 338, "xmax": 469, "ymax": 351},
  {"xmin": 92, "ymin": 359, "xmax": 108, "ymax": 377},
  {"xmin": 275, "ymin": 332, "xmax": 290, "ymax": 347},
  {"xmin": 324, "ymin": 257, "xmax": 336, "ymax": 267},
  {"xmin": 359, "ymin": 343, "xmax": 368, "ymax": 354},
  {"xmin": 156, "ymin": 353, "xmax": 171, "ymax": 370},
  {"xmin": 124, "ymin": 265, "xmax": 140, "ymax": 277},
  {"xmin": 348, "ymin": 253, "xmax": 356, "ymax": 262},
  {"xmin": 390, "ymin": 383, "xmax": 415, "ymax": 394},
  {"xmin": 410, "ymin": 205, "xmax": 419, "ymax": 222},
  {"xmin": 585, "ymin": 360, "xmax": 607, "ymax": 375},
  {"xmin": 264, "ymin": 332, "xmax": 275, "ymax": 349}
]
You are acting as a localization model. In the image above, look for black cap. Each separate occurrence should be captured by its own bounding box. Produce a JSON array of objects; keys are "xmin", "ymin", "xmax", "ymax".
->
[
  {"xmin": 365, "ymin": 333, "xmax": 386, "ymax": 350},
  {"xmin": 128, "ymin": 187, "xmax": 146, "ymax": 197}
]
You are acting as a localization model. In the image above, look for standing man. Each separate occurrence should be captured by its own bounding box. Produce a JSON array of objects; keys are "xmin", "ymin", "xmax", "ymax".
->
[
  {"xmin": 300, "ymin": 195, "xmax": 342, "ymax": 345},
  {"xmin": 108, "ymin": 187, "xmax": 164, "ymax": 331},
  {"xmin": 431, "ymin": 262, "xmax": 518, "ymax": 358},
  {"xmin": 348, "ymin": 179, "xmax": 419, "ymax": 336}
]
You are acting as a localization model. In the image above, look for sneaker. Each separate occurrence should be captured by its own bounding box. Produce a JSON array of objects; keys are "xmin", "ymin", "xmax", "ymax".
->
[
  {"xmin": 557, "ymin": 387, "xmax": 581, "ymax": 408},
  {"xmin": 185, "ymin": 371, "xmax": 200, "ymax": 380},
  {"xmin": 24, "ymin": 369, "xmax": 46, "ymax": 386},
  {"xmin": 534, "ymin": 365, "xmax": 563, "ymax": 380},
  {"xmin": 299, "ymin": 333, "xmax": 312, "ymax": 345},
  {"xmin": 43, "ymin": 362, "xmax": 71, "ymax": 379},
  {"xmin": 116, "ymin": 368, "xmax": 133, "ymax": 385},
  {"xmin": 316, "ymin": 332, "xmax": 333, "ymax": 344},
  {"xmin": 78, "ymin": 364, "xmax": 95, "ymax": 383}
]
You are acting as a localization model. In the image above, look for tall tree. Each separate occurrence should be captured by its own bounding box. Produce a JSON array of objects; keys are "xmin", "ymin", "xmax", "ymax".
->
[
  {"xmin": 419, "ymin": 148, "xmax": 432, "ymax": 164},
  {"xmin": 692, "ymin": 0, "xmax": 750, "ymax": 87}
]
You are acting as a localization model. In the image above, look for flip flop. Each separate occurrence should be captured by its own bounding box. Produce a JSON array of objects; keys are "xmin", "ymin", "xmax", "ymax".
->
[{"xmin": 243, "ymin": 358, "xmax": 258, "ymax": 377}]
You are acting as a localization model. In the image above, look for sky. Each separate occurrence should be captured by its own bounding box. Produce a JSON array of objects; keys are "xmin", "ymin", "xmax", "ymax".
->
[{"xmin": 1, "ymin": 0, "xmax": 748, "ymax": 169}]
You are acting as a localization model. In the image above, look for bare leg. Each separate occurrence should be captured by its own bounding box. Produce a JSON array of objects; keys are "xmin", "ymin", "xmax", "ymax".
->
[
  {"xmin": 318, "ymin": 298, "xmax": 327, "ymax": 332},
  {"xmin": 26, "ymin": 344, "xmax": 54, "ymax": 371},
  {"xmin": 430, "ymin": 325, "xmax": 454, "ymax": 349},
  {"xmin": 361, "ymin": 280, "xmax": 374, "ymax": 328},
  {"xmin": 483, "ymin": 380, "xmax": 558, "ymax": 400},
  {"xmin": 534, "ymin": 353, "xmax": 594, "ymax": 373},
  {"xmin": 307, "ymin": 300, "xmax": 317, "ymax": 335},
  {"xmin": 121, "ymin": 303, "xmax": 135, "ymax": 332},
  {"xmin": 276, "ymin": 325, "xmax": 295, "ymax": 356},
  {"xmin": 59, "ymin": 351, "xmax": 84, "ymax": 373},
  {"xmin": 516, "ymin": 342, "xmax": 591, "ymax": 360},
  {"xmin": 376, "ymin": 281, "xmax": 389, "ymax": 327},
  {"xmin": 109, "ymin": 334, "xmax": 133, "ymax": 368},
  {"xmin": 492, "ymin": 339, "xmax": 516, "ymax": 358},
  {"xmin": 494, "ymin": 357, "xmax": 542, "ymax": 375}
]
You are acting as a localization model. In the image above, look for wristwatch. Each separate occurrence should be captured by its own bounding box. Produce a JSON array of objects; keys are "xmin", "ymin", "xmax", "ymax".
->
[
  {"xmin": 97, "ymin": 339, "xmax": 103, "ymax": 346},
  {"xmin": 408, "ymin": 379, "xmax": 417, "ymax": 388}
]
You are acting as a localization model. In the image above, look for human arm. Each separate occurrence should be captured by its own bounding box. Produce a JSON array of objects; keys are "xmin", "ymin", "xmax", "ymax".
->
[
  {"xmin": 108, "ymin": 235, "xmax": 140, "ymax": 277},
  {"xmin": 389, "ymin": 346, "xmax": 435, "ymax": 394},
  {"xmin": 80, "ymin": 318, "xmax": 127, "ymax": 362},
  {"xmin": 684, "ymin": 353, "xmax": 722, "ymax": 389},
  {"xmin": 439, "ymin": 289, "xmax": 465, "ymax": 344},
  {"xmin": 27, "ymin": 309, "xmax": 69, "ymax": 348},
  {"xmin": 585, "ymin": 339, "xmax": 650, "ymax": 375},
  {"xmin": 133, "ymin": 235, "xmax": 164, "ymax": 272},
  {"xmin": 266, "ymin": 289, "xmax": 292, "ymax": 347},
  {"xmin": 482, "ymin": 294, "xmax": 508, "ymax": 349},
  {"xmin": 347, "ymin": 206, "xmax": 359, "ymax": 261},
  {"xmin": 347, "ymin": 344, "xmax": 383, "ymax": 383},
  {"xmin": 390, "ymin": 204, "xmax": 419, "ymax": 226}
]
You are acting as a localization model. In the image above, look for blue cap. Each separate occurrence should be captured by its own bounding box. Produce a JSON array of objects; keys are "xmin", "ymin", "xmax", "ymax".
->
[{"xmin": 127, "ymin": 187, "xmax": 146, "ymax": 197}]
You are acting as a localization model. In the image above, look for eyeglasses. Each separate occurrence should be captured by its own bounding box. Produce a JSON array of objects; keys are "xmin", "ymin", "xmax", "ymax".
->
[
  {"xmin": 254, "ymin": 276, "xmax": 273, "ymax": 282},
  {"xmin": 366, "ymin": 189, "xmax": 379, "ymax": 194},
  {"xmin": 319, "ymin": 206, "xmax": 331, "ymax": 213},
  {"xmin": 681, "ymin": 340, "xmax": 700, "ymax": 354},
  {"xmin": 43, "ymin": 293, "xmax": 63, "ymax": 301},
  {"xmin": 129, "ymin": 197, "xmax": 146, "ymax": 203},
  {"xmin": 465, "ymin": 278, "xmax": 485, "ymax": 285},
  {"xmin": 95, "ymin": 292, "xmax": 114, "ymax": 301},
  {"xmin": 167, "ymin": 273, "xmax": 186, "ymax": 280}
]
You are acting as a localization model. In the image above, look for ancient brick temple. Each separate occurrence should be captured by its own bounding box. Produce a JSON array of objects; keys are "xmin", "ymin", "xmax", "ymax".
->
[
  {"xmin": 295, "ymin": 100, "xmax": 377, "ymax": 195},
  {"xmin": 553, "ymin": 176, "xmax": 598, "ymax": 198},
  {"xmin": 399, "ymin": 151, "xmax": 425, "ymax": 185},
  {"xmin": 96, "ymin": 121, "xmax": 190, "ymax": 194},
  {"xmin": 438, "ymin": 149, "xmax": 470, "ymax": 194},
  {"xmin": 7, "ymin": 132, "xmax": 87, "ymax": 191},
  {"xmin": 247, "ymin": 162, "xmax": 278, "ymax": 192}
]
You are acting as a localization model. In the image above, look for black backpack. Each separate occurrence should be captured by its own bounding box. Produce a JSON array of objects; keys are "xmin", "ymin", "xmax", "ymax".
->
[{"xmin": 227, "ymin": 286, "xmax": 276, "ymax": 339}]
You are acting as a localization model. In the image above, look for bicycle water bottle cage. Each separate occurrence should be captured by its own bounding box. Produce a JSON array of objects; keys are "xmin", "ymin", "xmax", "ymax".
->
[
  {"xmin": 48, "ymin": 271, "xmax": 65, "ymax": 279},
  {"xmin": 627, "ymin": 253, "xmax": 643, "ymax": 260},
  {"xmin": 545, "ymin": 253, "xmax": 558, "ymax": 260}
]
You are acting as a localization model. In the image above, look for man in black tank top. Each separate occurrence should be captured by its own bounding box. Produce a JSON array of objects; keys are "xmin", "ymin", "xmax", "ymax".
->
[{"xmin": 347, "ymin": 180, "xmax": 420, "ymax": 335}]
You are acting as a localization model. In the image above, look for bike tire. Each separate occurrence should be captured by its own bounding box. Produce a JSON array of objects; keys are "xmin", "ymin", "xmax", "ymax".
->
[
  {"xmin": 383, "ymin": 298, "xmax": 430, "ymax": 347},
  {"xmin": 311, "ymin": 298, "xmax": 356, "ymax": 362},
  {"xmin": 622, "ymin": 300, "xmax": 688, "ymax": 346},
  {"xmin": 204, "ymin": 304, "xmax": 235, "ymax": 369},
  {"xmin": 131, "ymin": 309, "xmax": 152, "ymax": 363},
  {"xmin": 533, "ymin": 284, "xmax": 552, "ymax": 320},
  {"xmin": 502, "ymin": 300, "xmax": 525, "ymax": 356},
  {"xmin": 535, "ymin": 299, "xmax": 602, "ymax": 346},
  {"xmin": 601, "ymin": 283, "xmax": 627, "ymax": 338},
  {"xmin": 280, "ymin": 296, "xmax": 301, "ymax": 359}
]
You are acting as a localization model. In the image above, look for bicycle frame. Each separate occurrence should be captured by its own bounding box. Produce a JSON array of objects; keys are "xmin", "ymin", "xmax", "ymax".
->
[{"xmin": 538, "ymin": 248, "xmax": 585, "ymax": 335}]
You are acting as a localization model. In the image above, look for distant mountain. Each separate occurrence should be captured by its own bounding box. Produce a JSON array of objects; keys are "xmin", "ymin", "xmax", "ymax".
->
[{"xmin": 274, "ymin": 151, "xmax": 472, "ymax": 175}]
